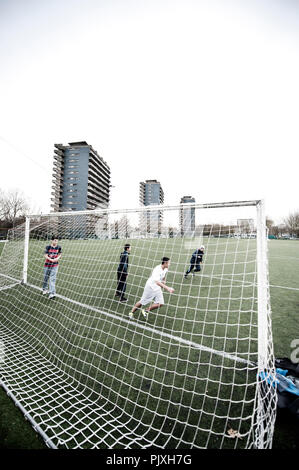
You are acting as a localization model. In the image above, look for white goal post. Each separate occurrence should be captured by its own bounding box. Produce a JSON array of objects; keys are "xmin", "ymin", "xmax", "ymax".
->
[{"xmin": 0, "ymin": 199, "xmax": 277, "ymax": 449}]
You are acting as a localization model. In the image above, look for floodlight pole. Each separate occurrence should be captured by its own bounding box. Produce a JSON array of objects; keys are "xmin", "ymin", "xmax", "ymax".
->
[{"xmin": 23, "ymin": 216, "xmax": 30, "ymax": 284}]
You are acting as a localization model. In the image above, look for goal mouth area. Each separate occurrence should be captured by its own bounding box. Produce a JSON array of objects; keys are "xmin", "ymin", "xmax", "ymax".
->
[
  {"xmin": 0, "ymin": 200, "xmax": 276, "ymax": 449},
  {"xmin": 0, "ymin": 281, "xmax": 270, "ymax": 450}
]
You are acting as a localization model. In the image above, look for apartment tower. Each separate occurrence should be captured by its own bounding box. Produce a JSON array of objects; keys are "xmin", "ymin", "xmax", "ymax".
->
[
  {"xmin": 139, "ymin": 180, "xmax": 164, "ymax": 235},
  {"xmin": 51, "ymin": 141, "xmax": 110, "ymax": 212}
]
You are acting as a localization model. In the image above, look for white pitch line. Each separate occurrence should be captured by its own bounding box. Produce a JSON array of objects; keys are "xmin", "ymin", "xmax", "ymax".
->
[
  {"xmin": 185, "ymin": 273, "xmax": 299, "ymax": 292},
  {"xmin": 269, "ymin": 284, "xmax": 299, "ymax": 292},
  {"xmin": 0, "ymin": 273, "xmax": 21, "ymax": 282},
  {"xmin": 0, "ymin": 271, "xmax": 259, "ymax": 366},
  {"xmin": 0, "ymin": 274, "xmax": 254, "ymax": 366},
  {"xmin": 20, "ymin": 281, "xmax": 253, "ymax": 366},
  {"xmin": 199, "ymin": 273, "xmax": 255, "ymax": 286},
  {"xmin": 0, "ymin": 282, "xmax": 20, "ymax": 292}
]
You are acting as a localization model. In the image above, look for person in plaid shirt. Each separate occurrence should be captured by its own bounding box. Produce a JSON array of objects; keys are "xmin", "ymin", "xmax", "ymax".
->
[{"xmin": 42, "ymin": 236, "xmax": 62, "ymax": 299}]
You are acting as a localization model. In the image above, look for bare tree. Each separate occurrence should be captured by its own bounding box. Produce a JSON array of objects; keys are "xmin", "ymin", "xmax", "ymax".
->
[
  {"xmin": 0, "ymin": 189, "xmax": 30, "ymax": 224},
  {"xmin": 270, "ymin": 225, "xmax": 279, "ymax": 237},
  {"xmin": 284, "ymin": 211, "xmax": 299, "ymax": 237}
]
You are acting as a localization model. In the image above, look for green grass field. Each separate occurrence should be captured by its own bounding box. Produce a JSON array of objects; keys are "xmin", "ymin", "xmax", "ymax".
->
[{"xmin": 0, "ymin": 238, "xmax": 298, "ymax": 449}]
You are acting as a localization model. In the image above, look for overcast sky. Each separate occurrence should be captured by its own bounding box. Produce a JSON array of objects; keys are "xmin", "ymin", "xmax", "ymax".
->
[{"xmin": 0, "ymin": 0, "xmax": 298, "ymax": 223}]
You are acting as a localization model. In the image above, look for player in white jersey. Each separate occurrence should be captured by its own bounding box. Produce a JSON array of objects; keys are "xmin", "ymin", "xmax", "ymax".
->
[{"xmin": 129, "ymin": 257, "xmax": 174, "ymax": 320}]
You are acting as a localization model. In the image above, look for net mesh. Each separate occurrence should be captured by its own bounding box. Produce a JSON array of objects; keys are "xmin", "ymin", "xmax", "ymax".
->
[{"xmin": 0, "ymin": 202, "xmax": 277, "ymax": 448}]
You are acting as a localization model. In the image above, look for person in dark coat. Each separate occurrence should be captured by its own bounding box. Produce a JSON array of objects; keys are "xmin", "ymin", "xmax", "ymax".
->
[{"xmin": 116, "ymin": 244, "xmax": 131, "ymax": 302}]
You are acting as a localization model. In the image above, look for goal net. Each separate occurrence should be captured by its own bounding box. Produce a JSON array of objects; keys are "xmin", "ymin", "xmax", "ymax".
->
[{"xmin": 0, "ymin": 200, "xmax": 277, "ymax": 449}]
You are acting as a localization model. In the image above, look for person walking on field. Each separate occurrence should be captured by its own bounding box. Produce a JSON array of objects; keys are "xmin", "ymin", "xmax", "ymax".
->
[
  {"xmin": 42, "ymin": 236, "xmax": 62, "ymax": 299},
  {"xmin": 116, "ymin": 244, "xmax": 131, "ymax": 302},
  {"xmin": 129, "ymin": 257, "xmax": 174, "ymax": 320}
]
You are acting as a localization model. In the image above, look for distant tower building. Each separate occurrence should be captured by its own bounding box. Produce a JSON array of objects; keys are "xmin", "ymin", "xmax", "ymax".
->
[
  {"xmin": 180, "ymin": 196, "xmax": 196, "ymax": 237},
  {"xmin": 139, "ymin": 179, "xmax": 164, "ymax": 206},
  {"xmin": 51, "ymin": 141, "xmax": 110, "ymax": 212},
  {"xmin": 139, "ymin": 180, "xmax": 164, "ymax": 235}
]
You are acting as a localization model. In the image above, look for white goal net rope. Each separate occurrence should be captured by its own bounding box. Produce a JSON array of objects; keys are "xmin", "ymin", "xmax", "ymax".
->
[{"xmin": 0, "ymin": 201, "xmax": 277, "ymax": 449}]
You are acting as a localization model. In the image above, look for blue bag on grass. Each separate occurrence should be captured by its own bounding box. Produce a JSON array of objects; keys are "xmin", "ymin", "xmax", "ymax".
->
[{"xmin": 259, "ymin": 363, "xmax": 299, "ymax": 421}]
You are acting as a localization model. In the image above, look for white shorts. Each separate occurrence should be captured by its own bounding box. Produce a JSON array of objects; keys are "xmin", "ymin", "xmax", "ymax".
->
[{"xmin": 140, "ymin": 286, "xmax": 164, "ymax": 306}]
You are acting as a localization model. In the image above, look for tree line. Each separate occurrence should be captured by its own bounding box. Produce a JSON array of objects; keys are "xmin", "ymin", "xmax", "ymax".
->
[{"xmin": 266, "ymin": 213, "xmax": 299, "ymax": 238}]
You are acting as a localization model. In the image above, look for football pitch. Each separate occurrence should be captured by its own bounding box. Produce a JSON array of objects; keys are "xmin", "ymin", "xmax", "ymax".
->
[{"xmin": 0, "ymin": 238, "xmax": 298, "ymax": 449}]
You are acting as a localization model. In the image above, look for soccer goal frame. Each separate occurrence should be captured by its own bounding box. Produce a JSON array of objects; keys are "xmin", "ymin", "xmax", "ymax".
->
[{"xmin": 0, "ymin": 199, "xmax": 277, "ymax": 449}]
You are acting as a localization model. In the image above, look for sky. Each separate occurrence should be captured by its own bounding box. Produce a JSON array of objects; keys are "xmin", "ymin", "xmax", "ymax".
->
[{"xmin": 0, "ymin": 0, "xmax": 298, "ymax": 223}]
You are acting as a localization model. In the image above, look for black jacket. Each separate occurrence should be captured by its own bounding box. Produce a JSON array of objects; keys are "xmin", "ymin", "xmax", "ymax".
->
[
  {"xmin": 118, "ymin": 250, "xmax": 129, "ymax": 273},
  {"xmin": 190, "ymin": 249, "xmax": 204, "ymax": 265}
]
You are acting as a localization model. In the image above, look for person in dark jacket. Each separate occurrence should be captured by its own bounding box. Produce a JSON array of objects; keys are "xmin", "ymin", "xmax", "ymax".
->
[
  {"xmin": 116, "ymin": 244, "xmax": 131, "ymax": 302},
  {"xmin": 184, "ymin": 245, "xmax": 204, "ymax": 279}
]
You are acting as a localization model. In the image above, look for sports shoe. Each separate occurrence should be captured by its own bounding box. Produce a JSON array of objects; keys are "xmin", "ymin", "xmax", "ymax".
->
[
  {"xmin": 119, "ymin": 297, "xmax": 128, "ymax": 302},
  {"xmin": 49, "ymin": 294, "xmax": 56, "ymax": 300},
  {"xmin": 129, "ymin": 311, "xmax": 134, "ymax": 319},
  {"xmin": 42, "ymin": 290, "xmax": 49, "ymax": 295},
  {"xmin": 141, "ymin": 309, "xmax": 148, "ymax": 320}
]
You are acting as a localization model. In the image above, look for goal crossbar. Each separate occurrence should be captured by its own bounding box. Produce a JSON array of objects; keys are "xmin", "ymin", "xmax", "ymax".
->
[{"xmin": 28, "ymin": 199, "xmax": 262, "ymax": 218}]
